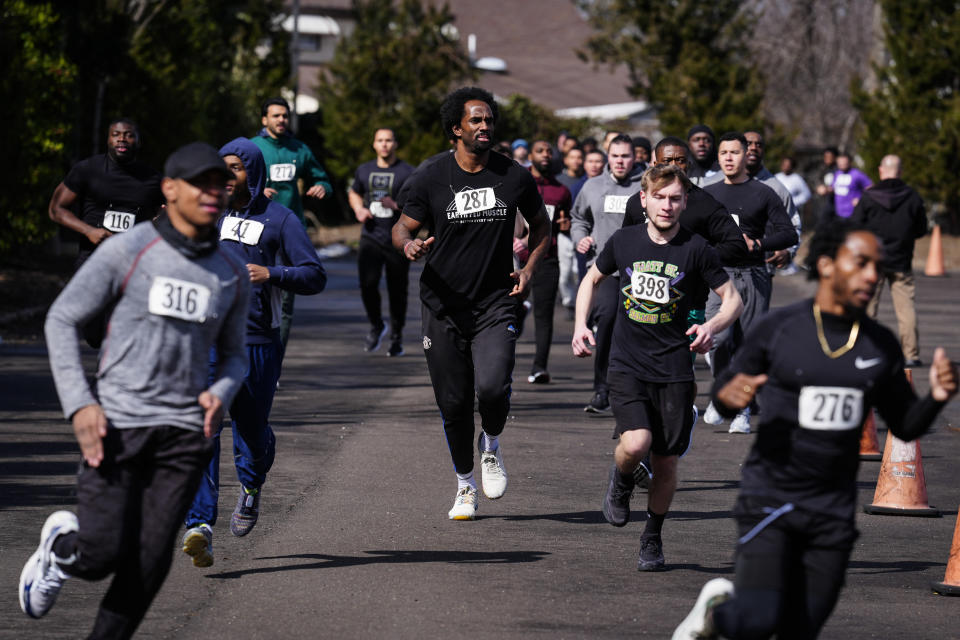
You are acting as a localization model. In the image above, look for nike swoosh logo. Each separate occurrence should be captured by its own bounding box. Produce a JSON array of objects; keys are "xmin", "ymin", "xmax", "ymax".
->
[{"xmin": 855, "ymin": 357, "xmax": 882, "ymax": 369}]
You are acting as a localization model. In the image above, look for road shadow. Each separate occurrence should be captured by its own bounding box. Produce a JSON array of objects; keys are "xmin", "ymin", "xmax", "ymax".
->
[
  {"xmin": 665, "ymin": 563, "xmax": 735, "ymax": 574},
  {"xmin": 206, "ymin": 548, "xmax": 551, "ymax": 580},
  {"xmin": 847, "ymin": 559, "xmax": 944, "ymax": 574},
  {"xmin": 495, "ymin": 510, "xmax": 606, "ymax": 524},
  {"xmin": 675, "ymin": 479, "xmax": 741, "ymax": 492}
]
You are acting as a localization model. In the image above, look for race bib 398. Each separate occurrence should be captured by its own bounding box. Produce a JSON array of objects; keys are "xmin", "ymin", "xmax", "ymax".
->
[
  {"xmin": 220, "ymin": 216, "xmax": 264, "ymax": 245},
  {"xmin": 148, "ymin": 276, "xmax": 211, "ymax": 322},
  {"xmin": 798, "ymin": 386, "xmax": 863, "ymax": 430},
  {"xmin": 631, "ymin": 271, "xmax": 671, "ymax": 304}
]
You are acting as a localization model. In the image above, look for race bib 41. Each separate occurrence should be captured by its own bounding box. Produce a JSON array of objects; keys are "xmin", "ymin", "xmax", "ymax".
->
[{"xmin": 220, "ymin": 216, "xmax": 264, "ymax": 245}]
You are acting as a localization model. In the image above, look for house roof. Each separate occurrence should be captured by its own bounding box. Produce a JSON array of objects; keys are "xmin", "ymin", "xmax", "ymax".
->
[{"xmin": 442, "ymin": 0, "xmax": 635, "ymax": 111}]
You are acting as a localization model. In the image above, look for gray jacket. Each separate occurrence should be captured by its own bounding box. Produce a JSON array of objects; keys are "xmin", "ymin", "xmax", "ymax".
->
[
  {"xmin": 45, "ymin": 222, "xmax": 250, "ymax": 431},
  {"xmin": 570, "ymin": 165, "xmax": 644, "ymax": 266}
]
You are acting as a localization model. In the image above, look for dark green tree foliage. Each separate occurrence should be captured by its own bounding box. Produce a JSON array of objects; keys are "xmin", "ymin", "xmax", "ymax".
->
[
  {"xmin": 576, "ymin": 0, "xmax": 766, "ymax": 138},
  {"xmin": 494, "ymin": 94, "xmax": 593, "ymax": 146},
  {"xmin": 0, "ymin": 2, "xmax": 78, "ymax": 252},
  {"xmin": 316, "ymin": 0, "xmax": 474, "ymax": 181},
  {"xmin": 0, "ymin": 0, "xmax": 289, "ymax": 254},
  {"xmin": 853, "ymin": 1, "xmax": 960, "ymax": 230}
]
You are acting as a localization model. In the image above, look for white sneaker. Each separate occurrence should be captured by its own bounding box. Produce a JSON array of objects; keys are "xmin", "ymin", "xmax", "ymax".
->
[
  {"xmin": 448, "ymin": 486, "xmax": 479, "ymax": 520},
  {"xmin": 729, "ymin": 409, "xmax": 751, "ymax": 434},
  {"xmin": 691, "ymin": 404, "xmax": 699, "ymax": 426},
  {"xmin": 478, "ymin": 441, "xmax": 508, "ymax": 499},
  {"xmin": 672, "ymin": 577, "xmax": 734, "ymax": 639},
  {"xmin": 19, "ymin": 511, "xmax": 77, "ymax": 618},
  {"xmin": 703, "ymin": 402, "xmax": 723, "ymax": 425}
]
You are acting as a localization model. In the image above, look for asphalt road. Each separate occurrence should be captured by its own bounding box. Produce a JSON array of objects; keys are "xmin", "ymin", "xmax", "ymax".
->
[{"xmin": 1, "ymin": 257, "xmax": 958, "ymax": 639}]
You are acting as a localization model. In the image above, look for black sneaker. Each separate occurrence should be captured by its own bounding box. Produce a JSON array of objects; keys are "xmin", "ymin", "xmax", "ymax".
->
[
  {"xmin": 364, "ymin": 324, "xmax": 388, "ymax": 352},
  {"xmin": 527, "ymin": 370, "xmax": 550, "ymax": 384},
  {"xmin": 601, "ymin": 464, "xmax": 634, "ymax": 527},
  {"xmin": 387, "ymin": 336, "xmax": 404, "ymax": 357},
  {"xmin": 637, "ymin": 533, "xmax": 666, "ymax": 571},
  {"xmin": 584, "ymin": 391, "xmax": 610, "ymax": 414},
  {"xmin": 904, "ymin": 358, "xmax": 923, "ymax": 368}
]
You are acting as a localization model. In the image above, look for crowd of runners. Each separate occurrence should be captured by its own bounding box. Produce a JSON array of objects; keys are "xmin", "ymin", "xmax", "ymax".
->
[{"xmin": 17, "ymin": 86, "xmax": 958, "ymax": 640}]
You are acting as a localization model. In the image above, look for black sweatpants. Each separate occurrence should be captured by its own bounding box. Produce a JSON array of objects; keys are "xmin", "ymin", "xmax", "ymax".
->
[
  {"xmin": 358, "ymin": 236, "xmax": 410, "ymax": 335},
  {"xmin": 421, "ymin": 296, "xmax": 518, "ymax": 474},
  {"xmin": 56, "ymin": 426, "xmax": 212, "ymax": 640},
  {"xmin": 712, "ymin": 496, "xmax": 857, "ymax": 640},
  {"xmin": 590, "ymin": 275, "xmax": 621, "ymax": 394},
  {"xmin": 529, "ymin": 256, "xmax": 560, "ymax": 373}
]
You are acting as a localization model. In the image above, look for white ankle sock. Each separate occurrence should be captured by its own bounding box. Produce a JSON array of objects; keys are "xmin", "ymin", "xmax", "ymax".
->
[
  {"xmin": 481, "ymin": 432, "xmax": 499, "ymax": 452},
  {"xmin": 457, "ymin": 471, "xmax": 477, "ymax": 490}
]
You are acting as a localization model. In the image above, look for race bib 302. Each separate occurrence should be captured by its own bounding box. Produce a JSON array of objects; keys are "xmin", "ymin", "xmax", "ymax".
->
[
  {"xmin": 103, "ymin": 210, "xmax": 135, "ymax": 233},
  {"xmin": 148, "ymin": 276, "xmax": 211, "ymax": 323},
  {"xmin": 798, "ymin": 386, "xmax": 863, "ymax": 430},
  {"xmin": 220, "ymin": 216, "xmax": 264, "ymax": 245},
  {"xmin": 603, "ymin": 195, "xmax": 629, "ymax": 214}
]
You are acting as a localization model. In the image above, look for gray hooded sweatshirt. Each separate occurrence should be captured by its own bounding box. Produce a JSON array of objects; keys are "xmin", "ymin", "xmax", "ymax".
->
[
  {"xmin": 570, "ymin": 164, "xmax": 644, "ymax": 267},
  {"xmin": 45, "ymin": 219, "xmax": 250, "ymax": 431}
]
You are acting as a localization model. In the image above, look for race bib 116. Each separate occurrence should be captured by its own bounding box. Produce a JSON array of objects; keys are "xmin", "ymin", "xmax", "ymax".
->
[
  {"xmin": 220, "ymin": 216, "xmax": 264, "ymax": 245},
  {"xmin": 270, "ymin": 163, "xmax": 296, "ymax": 182},
  {"xmin": 148, "ymin": 276, "xmax": 210, "ymax": 323},
  {"xmin": 798, "ymin": 386, "xmax": 863, "ymax": 430},
  {"xmin": 103, "ymin": 210, "xmax": 135, "ymax": 233}
]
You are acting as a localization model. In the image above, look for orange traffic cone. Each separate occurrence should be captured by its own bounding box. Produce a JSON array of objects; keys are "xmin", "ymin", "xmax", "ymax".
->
[
  {"xmin": 862, "ymin": 434, "xmax": 939, "ymax": 516},
  {"xmin": 863, "ymin": 367, "xmax": 939, "ymax": 516},
  {"xmin": 859, "ymin": 408, "xmax": 883, "ymax": 461},
  {"xmin": 924, "ymin": 224, "xmax": 946, "ymax": 277},
  {"xmin": 932, "ymin": 508, "xmax": 960, "ymax": 596}
]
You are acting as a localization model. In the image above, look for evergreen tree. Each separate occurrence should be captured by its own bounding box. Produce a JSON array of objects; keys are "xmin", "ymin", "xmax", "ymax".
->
[
  {"xmin": 852, "ymin": 1, "xmax": 960, "ymax": 230},
  {"xmin": 316, "ymin": 0, "xmax": 474, "ymax": 182},
  {"xmin": 575, "ymin": 0, "xmax": 766, "ymax": 138}
]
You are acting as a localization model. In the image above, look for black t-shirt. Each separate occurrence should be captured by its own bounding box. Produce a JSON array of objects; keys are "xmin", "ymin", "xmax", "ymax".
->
[
  {"xmin": 595, "ymin": 224, "xmax": 728, "ymax": 382},
  {"xmin": 703, "ymin": 179, "xmax": 796, "ymax": 267},
  {"xmin": 351, "ymin": 159, "xmax": 414, "ymax": 247},
  {"xmin": 714, "ymin": 299, "xmax": 928, "ymax": 521},
  {"xmin": 63, "ymin": 154, "xmax": 163, "ymax": 251},
  {"xmin": 402, "ymin": 152, "xmax": 544, "ymax": 314}
]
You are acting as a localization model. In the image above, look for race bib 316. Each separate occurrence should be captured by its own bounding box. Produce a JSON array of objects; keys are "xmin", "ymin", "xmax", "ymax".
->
[{"xmin": 148, "ymin": 276, "xmax": 211, "ymax": 322}]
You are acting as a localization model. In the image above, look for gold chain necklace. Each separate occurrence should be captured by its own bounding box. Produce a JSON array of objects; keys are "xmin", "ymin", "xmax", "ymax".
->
[{"xmin": 813, "ymin": 303, "xmax": 860, "ymax": 359}]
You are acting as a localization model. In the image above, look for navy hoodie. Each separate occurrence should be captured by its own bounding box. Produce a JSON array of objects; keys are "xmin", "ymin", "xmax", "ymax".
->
[{"xmin": 218, "ymin": 137, "xmax": 326, "ymax": 343}]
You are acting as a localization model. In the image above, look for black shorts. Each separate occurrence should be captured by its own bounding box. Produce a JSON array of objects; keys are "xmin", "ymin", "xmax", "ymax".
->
[{"xmin": 607, "ymin": 370, "xmax": 695, "ymax": 456}]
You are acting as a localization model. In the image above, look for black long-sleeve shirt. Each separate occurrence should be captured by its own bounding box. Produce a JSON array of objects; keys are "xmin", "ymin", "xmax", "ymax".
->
[{"xmin": 712, "ymin": 299, "xmax": 946, "ymax": 521}]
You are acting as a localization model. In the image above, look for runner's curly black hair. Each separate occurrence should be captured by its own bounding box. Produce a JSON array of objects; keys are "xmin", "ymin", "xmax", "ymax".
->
[
  {"xmin": 804, "ymin": 218, "xmax": 871, "ymax": 280},
  {"xmin": 439, "ymin": 87, "xmax": 498, "ymax": 142}
]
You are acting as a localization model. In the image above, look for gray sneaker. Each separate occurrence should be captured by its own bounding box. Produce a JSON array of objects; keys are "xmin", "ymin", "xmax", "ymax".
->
[
  {"xmin": 182, "ymin": 523, "xmax": 214, "ymax": 568},
  {"xmin": 230, "ymin": 487, "xmax": 261, "ymax": 537},
  {"xmin": 602, "ymin": 464, "xmax": 634, "ymax": 527},
  {"xmin": 637, "ymin": 533, "xmax": 666, "ymax": 571}
]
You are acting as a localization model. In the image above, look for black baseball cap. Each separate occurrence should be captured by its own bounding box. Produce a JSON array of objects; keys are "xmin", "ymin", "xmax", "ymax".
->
[{"xmin": 164, "ymin": 142, "xmax": 233, "ymax": 180}]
